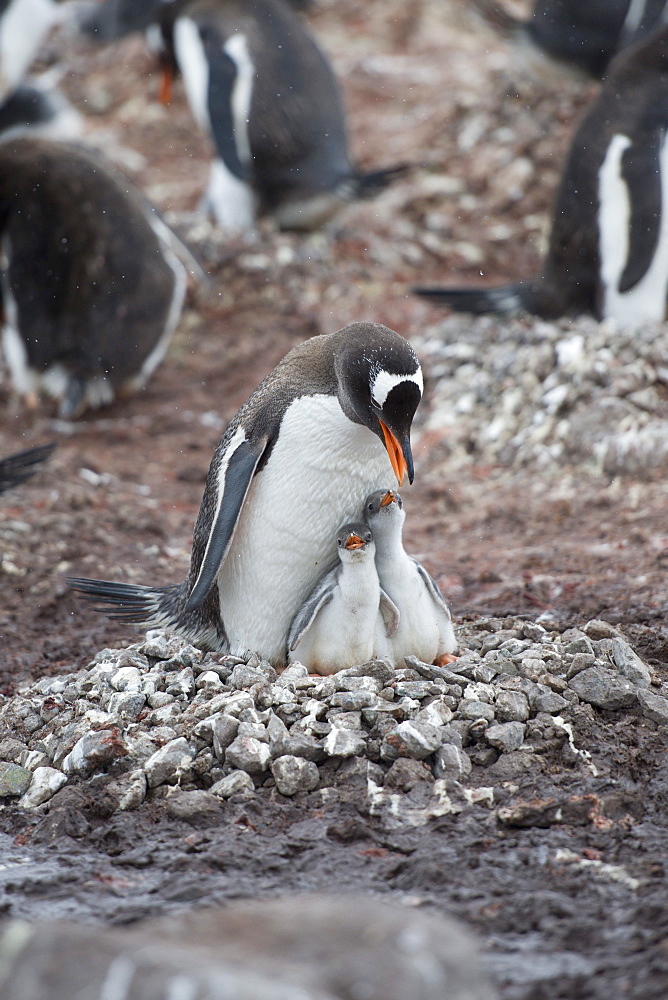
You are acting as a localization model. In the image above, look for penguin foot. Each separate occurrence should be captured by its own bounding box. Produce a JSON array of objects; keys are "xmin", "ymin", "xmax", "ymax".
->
[{"xmin": 435, "ymin": 653, "xmax": 458, "ymax": 667}]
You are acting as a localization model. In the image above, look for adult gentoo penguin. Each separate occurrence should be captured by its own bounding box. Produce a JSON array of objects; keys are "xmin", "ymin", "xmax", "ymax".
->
[
  {"xmin": 0, "ymin": 137, "xmax": 196, "ymax": 417},
  {"xmin": 364, "ymin": 490, "xmax": 456, "ymax": 668},
  {"xmin": 287, "ymin": 523, "xmax": 399, "ymax": 674},
  {"xmin": 159, "ymin": 0, "xmax": 405, "ymax": 231},
  {"xmin": 472, "ymin": 0, "xmax": 668, "ymax": 79},
  {"xmin": 69, "ymin": 322, "xmax": 423, "ymax": 666},
  {"xmin": 0, "ymin": 442, "xmax": 54, "ymax": 493},
  {"xmin": 415, "ymin": 26, "xmax": 668, "ymax": 329}
]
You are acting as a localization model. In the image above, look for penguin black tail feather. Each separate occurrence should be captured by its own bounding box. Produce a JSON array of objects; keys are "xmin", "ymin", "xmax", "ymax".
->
[
  {"xmin": 469, "ymin": 0, "xmax": 524, "ymax": 39},
  {"xmin": 67, "ymin": 578, "xmax": 179, "ymax": 626},
  {"xmin": 341, "ymin": 163, "xmax": 410, "ymax": 200},
  {"xmin": 0, "ymin": 443, "xmax": 56, "ymax": 493},
  {"xmin": 413, "ymin": 284, "xmax": 525, "ymax": 315}
]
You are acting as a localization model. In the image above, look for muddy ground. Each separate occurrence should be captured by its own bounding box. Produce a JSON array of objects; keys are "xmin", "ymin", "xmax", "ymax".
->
[{"xmin": 0, "ymin": 2, "xmax": 667, "ymax": 998}]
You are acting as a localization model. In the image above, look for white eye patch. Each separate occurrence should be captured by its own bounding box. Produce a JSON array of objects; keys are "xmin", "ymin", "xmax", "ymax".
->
[{"xmin": 370, "ymin": 367, "xmax": 423, "ymax": 408}]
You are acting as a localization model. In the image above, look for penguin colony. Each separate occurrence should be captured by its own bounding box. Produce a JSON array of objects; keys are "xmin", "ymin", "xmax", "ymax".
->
[{"xmin": 2, "ymin": 1, "xmax": 668, "ymax": 671}]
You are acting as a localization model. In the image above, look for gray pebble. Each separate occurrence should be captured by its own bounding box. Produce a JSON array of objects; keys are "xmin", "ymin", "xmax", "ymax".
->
[
  {"xmin": 210, "ymin": 770, "xmax": 255, "ymax": 799},
  {"xmin": 144, "ymin": 738, "xmax": 195, "ymax": 788},
  {"xmin": 458, "ymin": 699, "xmax": 495, "ymax": 723},
  {"xmin": 637, "ymin": 689, "xmax": 668, "ymax": 725},
  {"xmin": 225, "ymin": 735, "xmax": 271, "ymax": 774},
  {"xmin": 0, "ymin": 762, "xmax": 32, "ymax": 798},
  {"xmin": 485, "ymin": 721, "xmax": 526, "ymax": 752},
  {"xmin": 18, "ymin": 766, "xmax": 67, "ymax": 808},
  {"xmin": 381, "ymin": 721, "xmax": 442, "ymax": 761},
  {"xmin": 323, "ymin": 728, "xmax": 367, "ymax": 758},
  {"xmin": 433, "ymin": 744, "xmax": 472, "ymax": 781},
  {"xmin": 610, "ymin": 637, "xmax": 652, "ymax": 688},
  {"xmin": 568, "ymin": 668, "xmax": 638, "ymax": 710},
  {"xmin": 271, "ymin": 755, "xmax": 319, "ymax": 796}
]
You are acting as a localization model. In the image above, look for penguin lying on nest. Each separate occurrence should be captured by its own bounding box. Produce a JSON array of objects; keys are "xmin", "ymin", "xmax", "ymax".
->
[
  {"xmin": 287, "ymin": 522, "xmax": 399, "ymax": 675},
  {"xmin": 0, "ymin": 443, "xmax": 55, "ymax": 493},
  {"xmin": 415, "ymin": 26, "xmax": 668, "ymax": 330},
  {"xmin": 81, "ymin": 0, "xmax": 406, "ymax": 232},
  {"xmin": 69, "ymin": 322, "xmax": 423, "ymax": 667},
  {"xmin": 471, "ymin": 0, "xmax": 668, "ymax": 80},
  {"xmin": 0, "ymin": 137, "xmax": 201, "ymax": 418}
]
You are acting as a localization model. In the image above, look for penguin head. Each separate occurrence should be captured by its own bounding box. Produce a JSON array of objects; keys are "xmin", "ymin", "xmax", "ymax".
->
[
  {"xmin": 363, "ymin": 489, "xmax": 404, "ymax": 527},
  {"xmin": 334, "ymin": 324, "xmax": 423, "ymax": 487},
  {"xmin": 337, "ymin": 523, "xmax": 374, "ymax": 560}
]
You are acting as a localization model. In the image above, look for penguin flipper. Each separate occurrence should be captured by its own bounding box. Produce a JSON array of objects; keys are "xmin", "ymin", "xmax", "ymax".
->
[
  {"xmin": 287, "ymin": 578, "xmax": 336, "ymax": 652},
  {"xmin": 412, "ymin": 284, "xmax": 524, "ymax": 315},
  {"xmin": 379, "ymin": 589, "xmax": 400, "ymax": 638},
  {"xmin": 186, "ymin": 435, "xmax": 267, "ymax": 612},
  {"xmin": 0, "ymin": 443, "xmax": 55, "ymax": 493},
  {"xmin": 618, "ymin": 130, "xmax": 664, "ymax": 293},
  {"xmin": 413, "ymin": 559, "xmax": 452, "ymax": 620}
]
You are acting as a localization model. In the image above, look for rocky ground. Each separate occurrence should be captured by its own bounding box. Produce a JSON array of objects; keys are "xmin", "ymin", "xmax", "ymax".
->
[{"xmin": 1, "ymin": 1, "xmax": 667, "ymax": 998}]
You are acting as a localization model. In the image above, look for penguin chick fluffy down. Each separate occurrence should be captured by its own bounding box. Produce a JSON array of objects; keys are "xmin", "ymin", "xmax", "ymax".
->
[
  {"xmin": 69, "ymin": 322, "xmax": 423, "ymax": 667},
  {"xmin": 364, "ymin": 490, "xmax": 456, "ymax": 667},
  {"xmin": 287, "ymin": 523, "xmax": 399, "ymax": 675},
  {"xmin": 0, "ymin": 137, "xmax": 195, "ymax": 418}
]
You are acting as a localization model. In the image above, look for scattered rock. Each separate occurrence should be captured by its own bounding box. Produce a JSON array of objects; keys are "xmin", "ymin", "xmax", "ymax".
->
[
  {"xmin": 271, "ymin": 755, "xmax": 319, "ymax": 796},
  {"xmin": 568, "ymin": 668, "xmax": 638, "ymax": 711},
  {"xmin": 0, "ymin": 762, "xmax": 32, "ymax": 798}
]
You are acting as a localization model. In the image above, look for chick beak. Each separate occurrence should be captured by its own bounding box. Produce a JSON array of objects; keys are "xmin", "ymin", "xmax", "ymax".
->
[
  {"xmin": 345, "ymin": 534, "xmax": 366, "ymax": 551},
  {"xmin": 379, "ymin": 421, "xmax": 411, "ymax": 486},
  {"xmin": 380, "ymin": 491, "xmax": 396, "ymax": 507}
]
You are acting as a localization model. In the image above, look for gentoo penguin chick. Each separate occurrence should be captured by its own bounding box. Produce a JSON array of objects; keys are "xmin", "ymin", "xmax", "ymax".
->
[
  {"xmin": 472, "ymin": 0, "xmax": 668, "ymax": 80},
  {"xmin": 69, "ymin": 322, "xmax": 423, "ymax": 666},
  {"xmin": 0, "ymin": 137, "xmax": 195, "ymax": 417},
  {"xmin": 0, "ymin": 442, "xmax": 54, "ymax": 493},
  {"xmin": 364, "ymin": 490, "xmax": 456, "ymax": 668},
  {"xmin": 415, "ymin": 25, "xmax": 668, "ymax": 329},
  {"xmin": 159, "ymin": 0, "xmax": 405, "ymax": 231},
  {"xmin": 287, "ymin": 523, "xmax": 399, "ymax": 675},
  {"xmin": 0, "ymin": 0, "xmax": 63, "ymax": 102}
]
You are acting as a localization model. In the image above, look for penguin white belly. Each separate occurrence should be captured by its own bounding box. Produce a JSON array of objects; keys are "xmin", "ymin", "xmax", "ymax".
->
[
  {"xmin": 290, "ymin": 562, "xmax": 382, "ymax": 675},
  {"xmin": 216, "ymin": 395, "xmax": 397, "ymax": 664},
  {"xmin": 599, "ymin": 132, "xmax": 668, "ymax": 326},
  {"xmin": 381, "ymin": 559, "xmax": 454, "ymax": 666}
]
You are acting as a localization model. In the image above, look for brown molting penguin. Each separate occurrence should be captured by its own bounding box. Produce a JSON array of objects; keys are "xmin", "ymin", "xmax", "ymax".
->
[{"xmin": 0, "ymin": 137, "xmax": 197, "ymax": 417}]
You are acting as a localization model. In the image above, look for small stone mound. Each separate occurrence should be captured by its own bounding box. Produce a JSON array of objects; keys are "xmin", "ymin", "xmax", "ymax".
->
[{"xmin": 0, "ymin": 618, "xmax": 665, "ymax": 822}]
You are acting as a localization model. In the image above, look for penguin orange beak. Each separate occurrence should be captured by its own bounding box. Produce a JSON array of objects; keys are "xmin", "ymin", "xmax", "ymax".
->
[
  {"xmin": 345, "ymin": 534, "xmax": 366, "ymax": 550},
  {"xmin": 380, "ymin": 491, "xmax": 396, "ymax": 507},
  {"xmin": 379, "ymin": 421, "xmax": 408, "ymax": 486},
  {"xmin": 159, "ymin": 65, "xmax": 173, "ymax": 106}
]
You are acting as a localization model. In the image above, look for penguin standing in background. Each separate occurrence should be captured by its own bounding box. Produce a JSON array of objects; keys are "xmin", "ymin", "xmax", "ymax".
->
[
  {"xmin": 0, "ymin": 442, "xmax": 54, "ymax": 493},
  {"xmin": 0, "ymin": 137, "xmax": 197, "ymax": 417},
  {"xmin": 0, "ymin": 0, "xmax": 63, "ymax": 102},
  {"xmin": 415, "ymin": 26, "xmax": 668, "ymax": 330},
  {"xmin": 70, "ymin": 322, "xmax": 423, "ymax": 667},
  {"xmin": 472, "ymin": 0, "xmax": 668, "ymax": 79},
  {"xmin": 287, "ymin": 523, "xmax": 399, "ymax": 675},
  {"xmin": 159, "ymin": 0, "xmax": 405, "ymax": 231},
  {"xmin": 364, "ymin": 490, "xmax": 456, "ymax": 668}
]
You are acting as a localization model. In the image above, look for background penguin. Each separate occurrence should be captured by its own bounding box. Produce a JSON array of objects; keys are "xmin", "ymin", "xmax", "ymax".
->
[
  {"xmin": 0, "ymin": 442, "xmax": 54, "ymax": 493},
  {"xmin": 69, "ymin": 322, "xmax": 423, "ymax": 667},
  {"xmin": 287, "ymin": 522, "xmax": 399, "ymax": 674},
  {"xmin": 472, "ymin": 0, "xmax": 668, "ymax": 79},
  {"xmin": 364, "ymin": 489, "xmax": 456, "ymax": 668},
  {"xmin": 0, "ymin": 136, "xmax": 199, "ymax": 417},
  {"xmin": 157, "ymin": 0, "xmax": 406, "ymax": 231},
  {"xmin": 0, "ymin": 80, "xmax": 82, "ymax": 140},
  {"xmin": 0, "ymin": 0, "xmax": 63, "ymax": 102},
  {"xmin": 415, "ymin": 25, "xmax": 668, "ymax": 329}
]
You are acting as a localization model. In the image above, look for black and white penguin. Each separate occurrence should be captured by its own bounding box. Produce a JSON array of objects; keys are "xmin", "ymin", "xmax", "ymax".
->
[
  {"xmin": 473, "ymin": 0, "xmax": 668, "ymax": 79},
  {"xmin": 0, "ymin": 0, "xmax": 63, "ymax": 102},
  {"xmin": 0, "ymin": 81, "xmax": 82, "ymax": 140},
  {"xmin": 69, "ymin": 322, "xmax": 423, "ymax": 666},
  {"xmin": 0, "ymin": 136, "xmax": 197, "ymax": 417},
  {"xmin": 287, "ymin": 522, "xmax": 399, "ymax": 674},
  {"xmin": 0, "ymin": 442, "xmax": 54, "ymax": 493},
  {"xmin": 158, "ymin": 0, "xmax": 405, "ymax": 231},
  {"xmin": 364, "ymin": 490, "xmax": 456, "ymax": 668},
  {"xmin": 415, "ymin": 26, "xmax": 668, "ymax": 329}
]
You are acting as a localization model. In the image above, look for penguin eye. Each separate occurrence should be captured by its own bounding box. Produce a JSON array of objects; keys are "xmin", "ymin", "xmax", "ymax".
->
[{"xmin": 370, "ymin": 396, "xmax": 381, "ymax": 410}]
